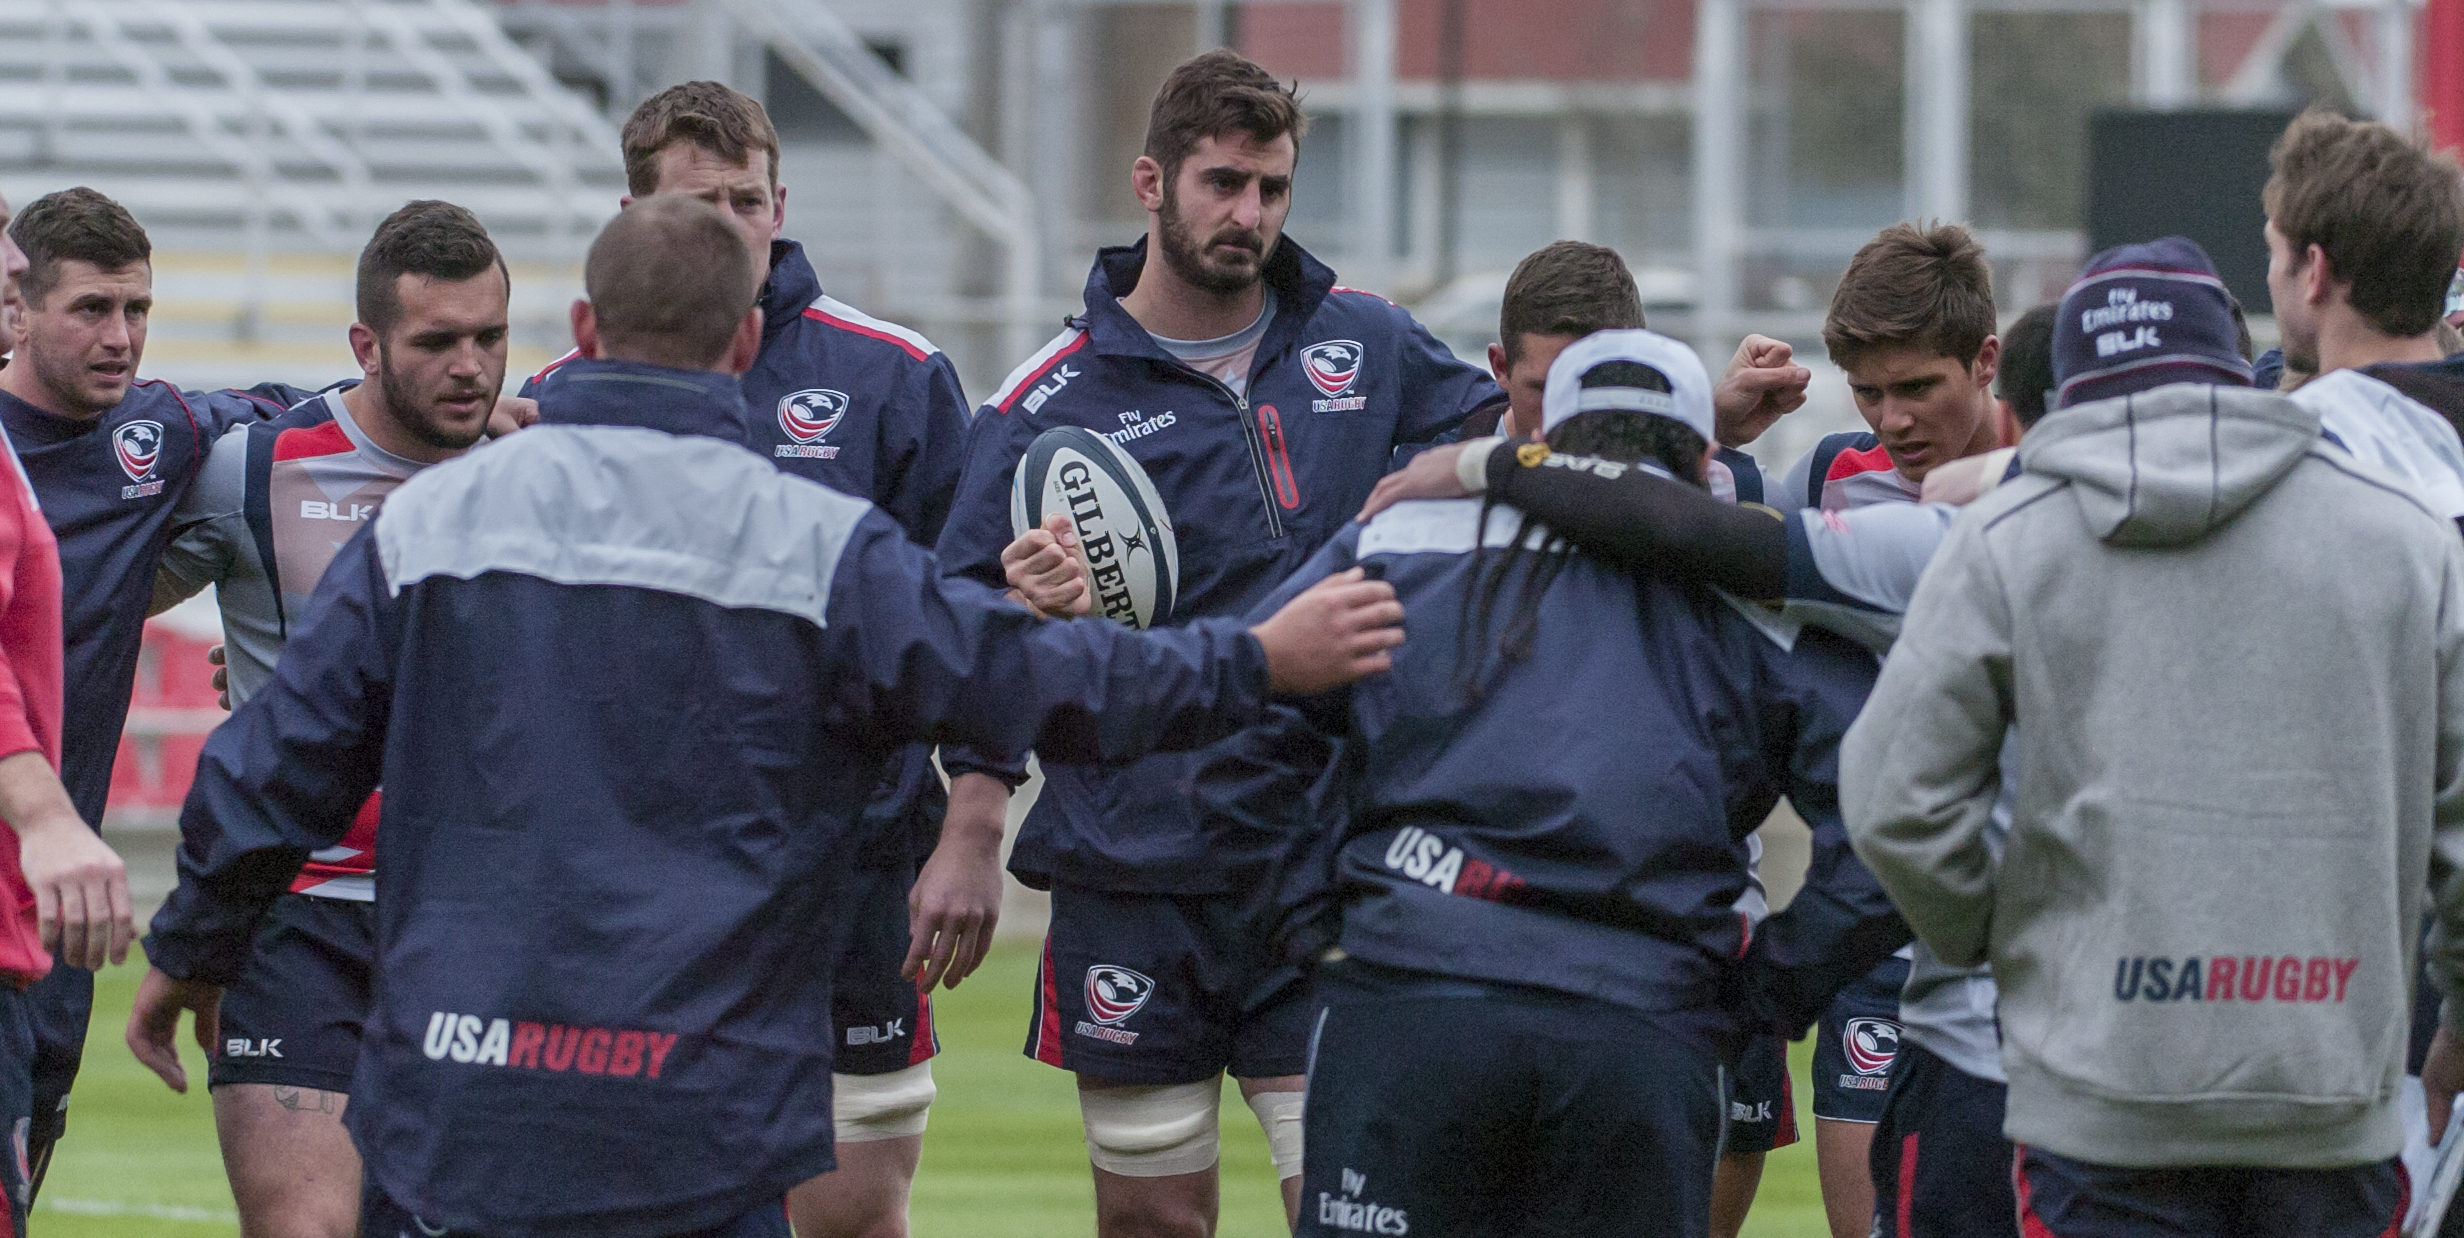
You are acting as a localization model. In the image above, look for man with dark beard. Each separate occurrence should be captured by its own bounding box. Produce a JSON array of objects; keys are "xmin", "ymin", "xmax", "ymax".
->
[
  {"xmin": 142, "ymin": 199, "xmax": 510, "ymax": 1238},
  {"xmin": 935, "ymin": 49, "xmax": 1505, "ymax": 1238}
]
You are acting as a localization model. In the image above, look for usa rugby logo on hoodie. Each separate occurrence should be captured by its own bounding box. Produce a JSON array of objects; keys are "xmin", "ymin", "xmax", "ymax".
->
[
  {"xmin": 776, "ymin": 389, "xmax": 848, "ymax": 460},
  {"xmin": 1304, "ymin": 340, "xmax": 1369, "ymax": 412},
  {"xmin": 113, "ymin": 420, "xmax": 165, "ymax": 498}
]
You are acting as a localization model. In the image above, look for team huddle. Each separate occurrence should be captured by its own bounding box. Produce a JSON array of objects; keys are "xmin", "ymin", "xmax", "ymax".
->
[{"xmin": 0, "ymin": 41, "xmax": 2453, "ymax": 1238}]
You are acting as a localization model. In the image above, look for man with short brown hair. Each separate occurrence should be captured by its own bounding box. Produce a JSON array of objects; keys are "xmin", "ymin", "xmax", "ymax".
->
[
  {"xmin": 1480, "ymin": 240, "xmax": 1643, "ymax": 438},
  {"xmin": 0, "ymin": 187, "xmax": 302, "ymax": 1196},
  {"xmin": 942, "ymin": 47, "xmax": 1503, "ymax": 1238},
  {"xmin": 2263, "ymin": 111, "xmax": 2464, "ymax": 530},
  {"xmin": 1768, "ymin": 219, "xmax": 2007, "ymax": 1238},
  {"xmin": 525, "ymin": 80, "xmax": 977, "ymax": 1238},
  {"xmin": 142, "ymin": 199, "xmax": 511, "ymax": 1238}
]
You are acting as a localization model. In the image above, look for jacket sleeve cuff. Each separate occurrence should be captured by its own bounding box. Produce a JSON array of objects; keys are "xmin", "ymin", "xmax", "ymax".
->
[{"xmin": 939, "ymin": 746, "xmax": 1031, "ymax": 790}]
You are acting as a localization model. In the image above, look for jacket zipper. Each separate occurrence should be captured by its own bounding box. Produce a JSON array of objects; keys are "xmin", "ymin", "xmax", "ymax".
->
[
  {"xmin": 1255, "ymin": 403, "xmax": 1300, "ymax": 512},
  {"xmin": 1192, "ymin": 371, "xmax": 1286, "ymax": 539}
]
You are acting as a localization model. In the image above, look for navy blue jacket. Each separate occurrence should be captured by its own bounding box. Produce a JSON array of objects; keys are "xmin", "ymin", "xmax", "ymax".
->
[
  {"xmin": 143, "ymin": 359, "xmax": 1277, "ymax": 1238},
  {"xmin": 1220, "ymin": 497, "xmax": 1903, "ymax": 1034},
  {"xmin": 0, "ymin": 380, "xmax": 296, "ymax": 824},
  {"xmin": 937, "ymin": 236, "xmax": 1505, "ymax": 892},
  {"xmin": 522, "ymin": 240, "xmax": 971, "ymax": 867}
]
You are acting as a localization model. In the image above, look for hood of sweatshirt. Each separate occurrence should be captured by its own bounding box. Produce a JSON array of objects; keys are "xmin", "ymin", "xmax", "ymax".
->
[{"xmin": 2018, "ymin": 383, "xmax": 2320, "ymax": 548}]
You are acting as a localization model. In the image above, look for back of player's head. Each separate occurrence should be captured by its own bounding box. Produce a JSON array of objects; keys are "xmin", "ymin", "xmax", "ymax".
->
[
  {"xmin": 1540, "ymin": 330, "xmax": 1712, "ymax": 485},
  {"xmin": 7, "ymin": 187, "xmax": 148, "ymax": 308},
  {"xmin": 2264, "ymin": 110, "xmax": 2464, "ymax": 338},
  {"xmin": 1499, "ymin": 242, "xmax": 1644, "ymax": 366},
  {"xmin": 2051, "ymin": 236, "xmax": 2252, "ymax": 408},
  {"xmin": 356, "ymin": 201, "xmax": 504, "ymax": 339},
  {"xmin": 623, "ymin": 81, "xmax": 781, "ymax": 198},
  {"xmin": 1143, "ymin": 50, "xmax": 1308, "ymax": 185},
  {"xmin": 1996, "ymin": 304, "xmax": 2059, "ymax": 428},
  {"xmin": 1822, "ymin": 222, "xmax": 1997, "ymax": 371},
  {"xmin": 586, "ymin": 194, "xmax": 760, "ymax": 368}
]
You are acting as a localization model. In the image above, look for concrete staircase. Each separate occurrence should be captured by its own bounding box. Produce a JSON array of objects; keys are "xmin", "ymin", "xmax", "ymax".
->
[{"xmin": 0, "ymin": 0, "xmax": 627, "ymax": 387}]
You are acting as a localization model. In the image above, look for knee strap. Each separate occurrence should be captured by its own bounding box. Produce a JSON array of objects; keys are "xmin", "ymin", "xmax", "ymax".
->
[
  {"xmin": 1245, "ymin": 1088, "xmax": 1305, "ymax": 1180},
  {"xmin": 1079, "ymin": 1079, "xmax": 1223, "ymax": 1178},
  {"xmin": 833, "ymin": 1061, "xmax": 936, "ymax": 1143}
]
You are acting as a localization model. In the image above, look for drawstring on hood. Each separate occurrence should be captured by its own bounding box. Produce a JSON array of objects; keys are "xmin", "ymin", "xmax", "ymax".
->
[{"xmin": 2019, "ymin": 385, "xmax": 2320, "ymax": 547}]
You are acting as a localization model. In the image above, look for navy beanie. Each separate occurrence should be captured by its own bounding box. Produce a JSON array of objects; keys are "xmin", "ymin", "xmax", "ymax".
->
[{"xmin": 2052, "ymin": 237, "xmax": 2253, "ymax": 409}]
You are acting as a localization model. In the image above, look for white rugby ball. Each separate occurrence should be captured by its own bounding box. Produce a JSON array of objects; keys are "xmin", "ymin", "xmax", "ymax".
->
[{"xmin": 1010, "ymin": 425, "xmax": 1179, "ymax": 628}]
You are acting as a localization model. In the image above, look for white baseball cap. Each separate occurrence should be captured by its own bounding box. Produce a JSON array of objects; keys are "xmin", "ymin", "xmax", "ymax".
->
[{"xmin": 1539, "ymin": 329, "xmax": 1715, "ymax": 444}]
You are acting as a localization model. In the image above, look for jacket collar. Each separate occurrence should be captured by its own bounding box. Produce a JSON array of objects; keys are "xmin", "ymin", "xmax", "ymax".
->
[
  {"xmin": 1077, "ymin": 235, "xmax": 1336, "ymax": 368},
  {"xmin": 534, "ymin": 359, "xmax": 749, "ymax": 442},
  {"xmin": 759, "ymin": 238, "xmax": 822, "ymax": 351}
]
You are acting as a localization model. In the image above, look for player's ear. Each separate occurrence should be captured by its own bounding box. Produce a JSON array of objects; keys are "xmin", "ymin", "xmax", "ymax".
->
[
  {"xmin": 347, "ymin": 322, "xmax": 382, "ymax": 378},
  {"xmin": 721, "ymin": 307, "xmax": 763, "ymax": 376},
  {"xmin": 570, "ymin": 300, "xmax": 602, "ymax": 361},
  {"xmin": 1487, "ymin": 341, "xmax": 1511, "ymax": 386},
  {"xmin": 1131, "ymin": 155, "xmax": 1166, "ymax": 214},
  {"xmin": 771, "ymin": 183, "xmax": 787, "ymax": 240}
]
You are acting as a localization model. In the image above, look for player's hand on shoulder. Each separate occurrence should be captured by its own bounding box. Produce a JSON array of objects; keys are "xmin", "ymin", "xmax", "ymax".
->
[
  {"xmin": 1358, "ymin": 440, "xmax": 1486, "ymax": 523},
  {"xmin": 1251, "ymin": 567, "xmax": 1406, "ymax": 695},
  {"xmin": 1918, "ymin": 447, "xmax": 2017, "ymax": 507},
  {"xmin": 15, "ymin": 806, "xmax": 131, "ymax": 972},
  {"xmin": 486, "ymin": 395, "xmax": 538, "ymax": 439},
  {"xmin": 208, "ymin": 643, "xmax": 230, "ymax": 711},
  {"xmin": 1002, "ymin": 513, "xmax": 1093, "ymax": 618},
  {"xmin": 1713, "ymin": 334, "xmax": 1812, "ymax": 448},
  {"xmin": 126, "ymin": 967, "xmax": 222, "ymax": 1093}
]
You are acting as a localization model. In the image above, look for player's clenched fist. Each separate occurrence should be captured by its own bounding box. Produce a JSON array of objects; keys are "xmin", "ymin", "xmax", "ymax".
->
[
  {"xmin": 1712, "ymin": 333, "xmax": 1812, "ymax": 448},
  {"xmin": 1001, "ymin": 513, "xmax": 1093, "ymax": 618},
  {"xmin": 1250, "ymin": 568, "xmax": 1406, "ymax": 694}
]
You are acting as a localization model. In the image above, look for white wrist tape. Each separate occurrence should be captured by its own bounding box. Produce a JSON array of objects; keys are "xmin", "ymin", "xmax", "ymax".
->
[
  {"xmin": 1080, "ymin": 1078, "xmax": 1222, "ymax": 1178},
  {"xmin": 1245, "ymin": 1088, "xmax": 1305, "ymax": 1180},
  {"xmin": 832, "ymin": 1061, "xmax": 936, "ymax": 1142},
  {"xmin": 1457, "ymin": 436, "xmax": 1508, "ymax": 495}
]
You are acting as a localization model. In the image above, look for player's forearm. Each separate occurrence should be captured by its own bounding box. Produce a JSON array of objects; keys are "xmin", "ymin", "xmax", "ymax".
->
[
  {"xmin": 0, "ymin": 750, "xmax": 86, "ymax": 842},
  {"xmin": 1486, "ymin": 447, "xmax": 1790, "ymax": 597}
]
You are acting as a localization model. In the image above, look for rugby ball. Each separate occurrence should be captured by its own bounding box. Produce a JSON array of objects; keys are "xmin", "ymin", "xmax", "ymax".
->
[{"xmin": 1010, "ymin": 426, "xmax": 1179, "ymax": 629}]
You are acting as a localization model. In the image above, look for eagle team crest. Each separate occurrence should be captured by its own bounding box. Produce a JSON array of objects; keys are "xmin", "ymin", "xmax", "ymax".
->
[{"xmin": 776, "ymin": 389, "xmax": 850, "ymax": 460}]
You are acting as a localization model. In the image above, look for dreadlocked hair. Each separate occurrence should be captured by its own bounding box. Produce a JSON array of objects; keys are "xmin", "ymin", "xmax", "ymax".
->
[{"xmin": 1450, "ymin": 363, "xmax": 1708, "ymax": 704}]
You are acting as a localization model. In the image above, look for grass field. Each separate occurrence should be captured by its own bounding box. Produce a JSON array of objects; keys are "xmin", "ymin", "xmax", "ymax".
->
[{"xmin": 30, "ymin": 942, "xmax": 1834, "ymax": 1236}]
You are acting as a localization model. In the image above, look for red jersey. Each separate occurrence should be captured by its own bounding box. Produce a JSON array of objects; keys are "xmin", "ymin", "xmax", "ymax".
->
[{"xmin": 0, "ymin": 427, "xmax": 64, "ymax": 986}]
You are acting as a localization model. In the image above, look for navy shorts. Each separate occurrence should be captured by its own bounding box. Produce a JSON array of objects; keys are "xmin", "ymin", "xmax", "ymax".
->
[
  {"xmin": 360, "ymin": 1183, "xmax": 789, "ymax": 1238},
  {"xmin": 22, "ymin": 959, "xmax": 89, "ymax": 1155},
  {"xmin": 1027, "ymin": 882, "xmax": 1311, "ymax": 1085},
  {"xmin": 1813, "ymin": 955, "xmax": 1912, "ymax": 1122},
  {"xmin": 1722, "ymin": 1028, "xmax": 1798, "ymax": 1156},
  {"xmin": 831, "ymin": 862, "xmax": 937, "ymax": 1077},
  {"xmin": 210, "ymin": 893, "xmax": 373, "ymax": 1093},
  {"xmin": 1868, "ymin": 1041, "xmax": 2014, "ymax": 1237},
  {"xmin": 2015, "ymin": 1145, "xmax": 2407, "ymax": 1238},
  {"xmin": 1298, "ymin": 958, "xmax": 1723, "ymax": 1238}
]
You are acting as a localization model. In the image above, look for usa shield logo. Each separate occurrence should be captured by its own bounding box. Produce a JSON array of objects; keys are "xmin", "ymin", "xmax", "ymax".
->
[
  {"xmin": 778, "ymin": 389, "xmax": 849, "ymax": 445},
  {"xmin": 1083, "ymin": 965, "xmax": 1155, "ymax": 1027},
  {"xmin": 1302, "ymin": 340, "xmax": 1364, "ymax": 398},
  {"xmin": 112, "ymin": 420, "xmax": 163, "ymax": 483},
  {"xmin": 1844, "ymin": 1017, "xmax": 1900, "ymax": 1076}
]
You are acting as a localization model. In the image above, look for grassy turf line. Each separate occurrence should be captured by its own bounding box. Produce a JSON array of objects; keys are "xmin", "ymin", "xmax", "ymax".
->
[{"xmin": 43, "ymin": 941, "xmax": 1831, "ymax": 1236}]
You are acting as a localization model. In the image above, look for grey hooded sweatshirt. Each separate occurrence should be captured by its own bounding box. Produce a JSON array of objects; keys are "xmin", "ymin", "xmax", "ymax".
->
[{"xmin": 1843, "ymin": 383, "xmax": 2464, "ymax": 1169}]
